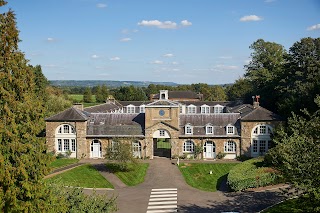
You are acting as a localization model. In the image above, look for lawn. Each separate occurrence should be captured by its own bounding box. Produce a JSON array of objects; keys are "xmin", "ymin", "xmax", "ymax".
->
[
  {"xmin": 47, "ymin": 164, "xmax": 114, "ymax": 188},
  {"xmin": 179, "ymin": 163, "xmax": 238, "ymax": 192},
  {"xmin": 262, "ymin": 196, "xmax": 316, "ymax": 213},
  {"xmin": 106, "ymin": 163, "xmax": 149, "ymax": 186},
  {"xmin": 49, "ymin": 158, "xmax": 79, "ymax": 169}
]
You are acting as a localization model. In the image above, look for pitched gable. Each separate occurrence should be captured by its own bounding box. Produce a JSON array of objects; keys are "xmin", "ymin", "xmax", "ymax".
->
[
  {"xmin": 241, "ymin": 106, "xmax": 282, "ymax": 121},
  {"xmin": 45, "ymin": 107, "xmax": 88, "ymax": 121}
]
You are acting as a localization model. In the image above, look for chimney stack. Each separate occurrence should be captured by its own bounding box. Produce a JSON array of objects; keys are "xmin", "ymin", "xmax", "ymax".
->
[
  {"xmin": 252, "ymin": 95, "xmax": 260, "ymax": 108},
  {"xmin": 73, "ymin": 103, "xmax": 83, "ymax": 111}
]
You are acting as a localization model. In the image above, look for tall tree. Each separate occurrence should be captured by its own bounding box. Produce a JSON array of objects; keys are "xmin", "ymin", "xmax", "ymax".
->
[
  {"xmin": 83, "ymin": 87, "xmax": 93, "ymax": 103},
  {"xmin": 226, "ymin": 78, "xmax": 253, "ymax": 103},
  {"xmin": 244, "ymin": 39, "xmax": 287, "ymax": 112},
  {"xmin": 0, "ymin": 1, "xmax": 52, "ymax": 211},
  {"xmin": 266, "ymin": 96, "xmax": 320, "ymax": 211}
]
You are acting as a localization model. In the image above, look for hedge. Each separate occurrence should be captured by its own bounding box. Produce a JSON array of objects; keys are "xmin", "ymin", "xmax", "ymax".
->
[{"xmin": 227, "ymin": 157, "xmax": 280, "ymax": 191}]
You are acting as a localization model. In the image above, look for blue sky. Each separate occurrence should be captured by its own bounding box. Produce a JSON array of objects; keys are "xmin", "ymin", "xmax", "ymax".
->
[{"xmin": 3, "ymin": 0, "xmax": 320, "ymax": 84}]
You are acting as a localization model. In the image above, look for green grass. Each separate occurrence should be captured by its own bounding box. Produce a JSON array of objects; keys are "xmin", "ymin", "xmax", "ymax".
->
[
  {"xmin": 68, "ymin": 94, "xmax": 96, "ymax": 102},
  {"xmin": 179, "ymin": 163, "xmax": 238, "ymax": 192},
  {"xmin": 49, "ymin": 158, "xmax": 79, "ymax": 169},
  {"xmin": 156, "ymin": 141, "xmax": 171, "ymax": 149},
  {"xmin": 106, "ymin": 163, "xmax": 149, "ymax": 186},
  {"xmin": 263, "ymin": 196, "xmax": 316, "ymax": 213},
  {"xmin": 47, "ymin": 164, "xmax": 114, "ymax": 188}
]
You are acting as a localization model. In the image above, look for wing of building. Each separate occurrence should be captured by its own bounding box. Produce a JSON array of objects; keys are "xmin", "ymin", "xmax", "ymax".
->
[{"xmin": 45, "ymin": 90, "xmax": 282, "ymax": 159}]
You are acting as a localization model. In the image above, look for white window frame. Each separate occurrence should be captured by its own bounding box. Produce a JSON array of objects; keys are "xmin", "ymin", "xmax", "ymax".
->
[
  {"xmin": 224, "ymin": 140, "xmax": 236, "ymax": 153},
  {"xmin": 200, "ymin": 105, "xmax": 210, "ymax": 114},
  {"xmin": 126, "ymin": 104, "xmax": 135, "ymax": 113},
  {"xmin": 139, "ymin": 105, "xmax": 145, "ymax": 113},
  {"xmin": 226, "ymin": 125, "xmax": 235, "ymax": 135},
  {"xmin": 206, "ymin": 125, "xmax": 214, "ymax": 134},
  {"xmin": 214, "ymin": 105, "xmax": 224, "ymax": 114},
  {"xmin": 187, "ymin": 105, "xmax": 196, "ymax": 114},
  {"xmin": 183, "ymin": 140, "xmax": 194, "ymax": 153},
  {"xmin": 185, "ymin": 124, "xmax": 193, "ymax": 135},
  {"xmin": 56, "ymin": 124, "xmax": 76, "ymax": 153},
  {"xmin": 251, "ymin": 125, "xmax": 273, "ymax": 156}
]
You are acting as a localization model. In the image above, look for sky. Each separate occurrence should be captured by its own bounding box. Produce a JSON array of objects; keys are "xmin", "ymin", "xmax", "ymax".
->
[{"xmin": 2, "ymin": 0, "xmax": 320, "ymax": 84}]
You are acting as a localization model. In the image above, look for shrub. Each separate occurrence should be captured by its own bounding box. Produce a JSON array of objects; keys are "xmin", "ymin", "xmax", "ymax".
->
[
  {"xmin": 227, "ymin": 157, "xmax": 280, "ymax": 191},
  {"xmin": 216, "ymin": 152, "xmax": 226, "ymax": 159},
  {"xmin": 236, "ymin": 155, "xmax": 252, "ymax": 162}
]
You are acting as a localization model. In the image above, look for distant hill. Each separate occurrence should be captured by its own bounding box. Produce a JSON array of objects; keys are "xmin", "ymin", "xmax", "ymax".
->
[{"xmin": 49, "ymin": 80, "xmax": 179, "ymax": 88}]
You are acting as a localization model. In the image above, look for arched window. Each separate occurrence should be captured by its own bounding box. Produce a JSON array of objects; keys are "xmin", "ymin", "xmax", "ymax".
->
[
  {"xmin": 55, "ymin": 124, "xmax": 76, "ymax": 157},
  {"xmin": 224, "ymin": 140, "xmax": 236, "ymax": 153},
  {"xmin": 251, "ymin": 124, "xmax": 273, "ymax": 157},
  {"xmin": 183, "ymin": 140, "xmax": 194, "ymax": 153}
]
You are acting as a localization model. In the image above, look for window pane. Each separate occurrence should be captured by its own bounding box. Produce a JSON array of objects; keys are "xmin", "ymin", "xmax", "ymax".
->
[
  {"xmin": 71, "ymin": 139, "xmax": 76, "ymax": 152},
  {"xmin": 260, "ymin": 126, "xmax": 266, "ymax": 134},
  {"xmin": 58, "ymin": 139, "xmax": 62, "ymax": 151},
  {"xmin": 260, "ymin": 140, "xmax": 266, "ymax": 153},
  {"xmin": 64, "ymin": 125, "xmax": 70, "ymax": 133},
  {"xmin": 253, "ymin": 140, "xmax": 258, "ymax": 153},
  {"xmin": 64, "ymin": 139, "xmax": 70, "ymax": 151}
]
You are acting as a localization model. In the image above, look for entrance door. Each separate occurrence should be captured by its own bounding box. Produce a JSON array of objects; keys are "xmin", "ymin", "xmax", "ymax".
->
[
  {"xmin": 204, "ymin": 141, "xmax": 216, "ymax": 158},
  {"xmin": 91, "ymin": 140, "xmax": 101, "ymax": 158},
  {"xmin": 153, "ymin": 138, "xmax": 171, "ymax": 158}
]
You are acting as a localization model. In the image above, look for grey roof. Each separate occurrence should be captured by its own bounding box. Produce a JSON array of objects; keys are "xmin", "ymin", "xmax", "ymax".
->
[
  {"xmin": 179, "ymin": 101, "xmax": 232, "ymax": 107},
  {"xmin": 146, "ymin": 100, "xmax": 179, "ymax": 107},
  {"xmin": 86, "ymin": 113, "xmax": 145, "ymax": 136},
  {"xmin": 179, "ymin": 114, "xmax": 240, "ymax": 136},
  {"xmin": 84, "ymin": 101, "xmax": 122, "ymax": 113},
  {"xmin": 241, "ymin": 106, "xmax": 282, "ymax": 121},
  {"xmin": 119, "ymin": 101, "xmax": 151, "ymax": 106},
  {"xmin": 45, "ymin": 107, "xmax": 88, "ymax": 121}
]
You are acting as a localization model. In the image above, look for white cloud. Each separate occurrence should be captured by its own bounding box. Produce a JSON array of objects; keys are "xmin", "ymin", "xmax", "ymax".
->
[
  {"xmin": 214, "ymin": 65, "xmax": 238, "ymax": 70},
  {"xmin": 172, "ymin": 61, "xmax": 179, "ymax": 65},
  {"xmin": 163, "ymin": 53, "xmax": 174, "ymax": 57},
  {"xmin": 110, "ymin": 57, "xmax": 120, "ymax": 61},
  {"xmin": 138, "ymin": 20, "xmax": 192, "ymax": 29},
  {"xmin": 91, "ymin": 54, "xmax": 99, "ymax": 59},
  {"xmin": 240, "ymin": 15, "xmax": 263, "ymax": 22},
  {"xmin": 120, "ymin": 37, "xmax": 132, "ymax": 42},
  {"xmin": 181, "ymin": 20, "xmax": 192, "ymax": 26},
  {"xmin": 46, "ymin": 37, "xmax": 56, "ymax": 42},
  {"xmin": 307, "ymin": 24, "xmax": 320, "ymax": 31},
  {"xmin": 219, "ymin": 56, "xmax": 232, "ymax": 59},
  {"xmin": 151, "ymin": 60, "xmax": 164, "ymax": 64},
  {"xmin": 96, "ymin": 3, "xmax": 107, "ymax": 8}
]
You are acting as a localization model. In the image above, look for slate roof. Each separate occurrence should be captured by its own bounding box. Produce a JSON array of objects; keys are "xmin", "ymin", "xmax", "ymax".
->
[
  {"xmin": 84, "ymin": 101, "xmax": 123, "ymax": 113},
  {"xmin": 179, "ymin": 113, "xmax": 241, "ymax": 136},
  {"xmin": 146, "ymin": 100, "xmax": 179, "ymax": 107},
  {"xmin": 241, "ymin": 106, "xmax": 282, "ymax": 121},
  {"xmin": 86, "ymin": 113, "xmax": 144, "ymax": 136},
  {"xmin": 45, "ymin": 107, "xmax": 88, "ymax": 121}
]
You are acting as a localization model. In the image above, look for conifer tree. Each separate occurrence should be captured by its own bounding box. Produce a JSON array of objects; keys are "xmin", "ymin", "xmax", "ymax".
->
[{"xmin": 0, "ymin": 1, "xmax": 52, "ymax": 211}]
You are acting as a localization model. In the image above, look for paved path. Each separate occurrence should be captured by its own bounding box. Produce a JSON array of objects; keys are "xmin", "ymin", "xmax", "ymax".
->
[{"xmin": 65, "ymin": 158, "xmax": 287, "ymax": 213}]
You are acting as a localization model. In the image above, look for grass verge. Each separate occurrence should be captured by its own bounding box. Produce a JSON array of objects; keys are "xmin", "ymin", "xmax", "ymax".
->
[
  {"xmin": 179, "ymin": 163, "xmax": 238, "ymax": 192},
  {"xmin": 106, "ymin": 163, "xmax": 149, "ymax": 186},
  {"xmin": 49, "ymin": 158, "xmax": 79, "ymax": 169},
  {"xmin": 47, "ymin": 164, "xmax": 114, "ymax": 188}
]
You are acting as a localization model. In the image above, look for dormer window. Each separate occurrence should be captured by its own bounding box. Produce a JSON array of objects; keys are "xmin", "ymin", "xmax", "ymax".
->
[
  {"xmin": 187, "ymin": 105, "xmax": 196, "ymax": 114},
  {"xmin": 226, "ymin": 125, "xmax": 235, "ymax": 135},
  {"xmin": 185, "ymin": 124, "xmax": 193, "ymax": 135},
  {"xmin": 206, "ymin": 124, "xmax": 214, "ymax": 134},
  {"xmin": 214, "ymin": 105, "xmax": 224, "ymax": 113},
  {"xmin": 139, "ymin": 105, "xmax": 145, "ymax": 113},
  {"xmin": 126, "ymin": 105, "xmax": 135, "ymax": 113},
  {"xmin": 201, "ymin": 104, "xmax": 210, "ymax": 114}
]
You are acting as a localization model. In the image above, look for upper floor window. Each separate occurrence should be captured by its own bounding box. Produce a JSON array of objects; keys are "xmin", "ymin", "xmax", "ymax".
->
[
  {"xmin": 252, "ymin": 125, "xmax": 272, "ymax": 135},
  {"xmin": 126, "ymin": 105, "xmax": 135, "ymax": 113},
  {"xmin": 226, "ymin": 125, "xmax": 235, "ymax": 135},
  {"xmin": 159, "ymin": 129, "xmax": 165, "ymax": 137},
  {"xmin": 57, "ymin": 124, "xmax": 75, "ymax": 134},
  {"xmin": 206, "ymin": 125, "xmax": 214, "ymax": 134},
  {"xmin": 187, "ymin": 104, "xmax": 196, "ymax": 114},
  {"xmin": 185, "ymin": 124, "xmax": 193, "ymax": 135},
  {"xmin": 214, "ymin": 105, "xmax": 224, "ymax": 114},
  {"xmin": 201, "ymin": 105, "xmax": 210, "ymax": 114},
  {"xmin": 139, "ymin": 105, "xmax": 145, "ymax": 113}
]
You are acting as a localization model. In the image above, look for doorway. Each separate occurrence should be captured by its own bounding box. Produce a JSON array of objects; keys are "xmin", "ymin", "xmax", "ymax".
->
[
  {"xmin": 91, "ymin": 140, "xmax": 101, "ymax": 158},
  {"xmin": 153, "ymin": 138, "xmax": 171, "ymax": 158},
  {"xmin": 204, "ymin": 141, "xmax": 216, "ymax": 159}
]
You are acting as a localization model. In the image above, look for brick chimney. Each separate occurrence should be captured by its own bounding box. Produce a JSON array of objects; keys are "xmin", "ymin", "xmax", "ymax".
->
[
  {"xmin": 73, "ymin": 103, "xmax": 83, "ymax": 111},
  {"xmin": 252, "ymin": 95, "xmax": 260, "ymax": 108}
]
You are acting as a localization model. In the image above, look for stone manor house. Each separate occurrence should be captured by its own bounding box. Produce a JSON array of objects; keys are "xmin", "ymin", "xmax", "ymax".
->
[{"xmin": 45, "ymin": 90, "xmax": 281, "ymax": 159}]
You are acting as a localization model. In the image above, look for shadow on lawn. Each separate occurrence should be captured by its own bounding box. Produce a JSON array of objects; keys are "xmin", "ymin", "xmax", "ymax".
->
[{"xmin": 179, "ymin": 190, "xmax": 287, "ymax": 213}]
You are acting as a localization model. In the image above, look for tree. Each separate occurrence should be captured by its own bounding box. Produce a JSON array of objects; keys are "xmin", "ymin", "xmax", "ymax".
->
[
  {"xmin": 105, "ymin": 139, "xmax": 137, "ymax": 171},
  {"xmin": 266, "ymin": 96, "xmax": 320, "ymax": 211},
  {"xmin": 83, "ymin": 87, "xmax": 93, "ymax": 103},
  {"xmin": 244, "ymin": 39, "xmax": 287, "ymax": 112},
  {"xmin": 226, "ymin": 78, "xmax": 253, "ymax": 102},
  {"xmin": 95, "ymin": 85, "xmax": 104, "ymax": 103},
  {"xmin": 0, "ymin": 1, "xmax": 52, "ymax": 211}
]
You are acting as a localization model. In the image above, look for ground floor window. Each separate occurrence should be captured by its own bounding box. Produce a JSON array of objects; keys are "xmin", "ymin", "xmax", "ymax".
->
[
  {"xmin": 132, "ymin": 141, "xmax": 142, "ymax": 158},
  {"xmin": 183, "ymin": 140, "xmax": 194, "ymax": 152},
  {"xmin": 57, "ymin": 138, "xmax": 76, "ymax": 152},
  {"xmin": 252, "ymin": 139, "xmax": 272, "ymax": 156},
  {"xmin": 224, "ymin": 140, "xmax": 236, "ymax": 153}
]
